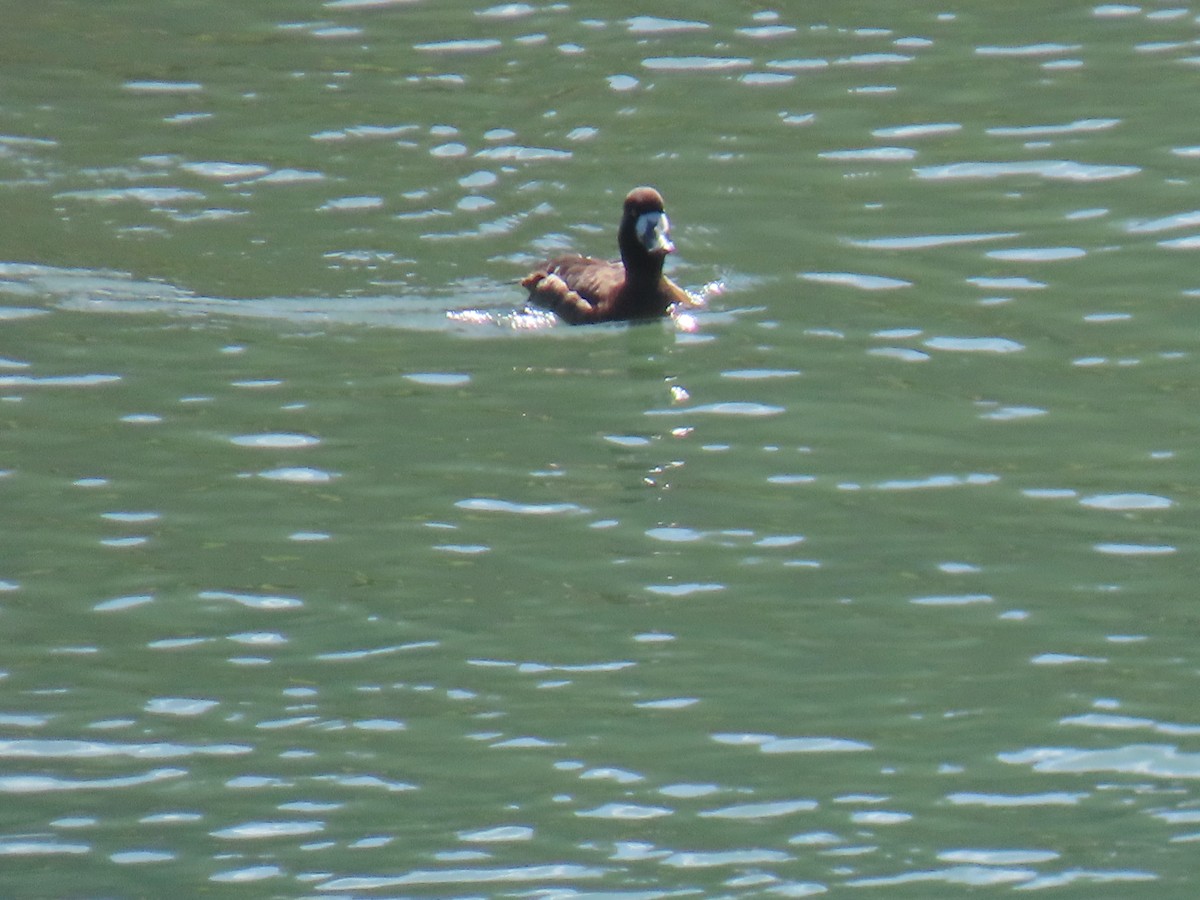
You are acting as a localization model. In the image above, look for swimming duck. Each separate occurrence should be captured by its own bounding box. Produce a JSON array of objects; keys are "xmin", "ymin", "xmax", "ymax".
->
[{"xmin": 521, "ymin": 186, "xmax": 692, "ymax": 324}]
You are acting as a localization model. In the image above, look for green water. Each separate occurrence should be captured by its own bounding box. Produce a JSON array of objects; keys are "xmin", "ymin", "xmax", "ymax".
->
[{"xmin": 3, "ymin": 2, "xmax": 1200, "ymax": 897}]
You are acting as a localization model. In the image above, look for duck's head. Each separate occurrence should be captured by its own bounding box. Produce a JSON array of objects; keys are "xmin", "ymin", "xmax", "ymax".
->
[{"xmin": 622, "ymin": 186, "xmax": 675, "ymax": 258}]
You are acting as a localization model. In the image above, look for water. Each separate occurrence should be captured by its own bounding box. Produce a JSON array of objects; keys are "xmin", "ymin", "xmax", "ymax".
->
[{"xmin": 3, "ymin": 1, "xmax": 1200, "ymax": 896}]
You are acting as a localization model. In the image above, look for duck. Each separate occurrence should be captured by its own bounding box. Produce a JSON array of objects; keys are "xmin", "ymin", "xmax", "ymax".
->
[{"xmin": 521, "ymin": 186, "xmax": 693, "ymax": 325}]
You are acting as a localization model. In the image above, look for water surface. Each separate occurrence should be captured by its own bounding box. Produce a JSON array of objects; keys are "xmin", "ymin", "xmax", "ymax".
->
[{"xmin": 3, "ymin": 1, "xmax": 1199, "ymax": 896}]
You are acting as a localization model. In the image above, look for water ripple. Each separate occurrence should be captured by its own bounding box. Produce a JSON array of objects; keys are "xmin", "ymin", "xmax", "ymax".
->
[
  {"xmin": 1080, "ymin": 492, "xmax": 1172, "ymax": 510},
  {"xmin": 0, "ymin": 767, "xmax": 187, "ymax": 794},
  {"xmin": 197, "ymin": 590, "xmax": 303, "ymax": 610},
  {"xmin": 1158, "ymin": 234, "xmax": 1200, "ymax": 249},
  {"xmin": 869, "ymin": 346, "xmax": 931, "ymax": 362},
  {"xmin": 313, "ymin": 773, "xmax": 416, "ymax": 793},
  {"xmin": 986, "ymin": 246, "xmax": 1087, "ymax": 261},
  {"xmin": 976, "ymin": 43, "xmax": 1082, "ymax": 57},
  {"xmin": 802, "ymin": 271, "xmax": 912, "ymax": 290},
  {"xmin": 319, "ymin": 863, "xmax": 607, "ymax": 891},
  {"xmin": 875, "ymin": 473, "xmax": 1000, "ymax": 490},
  {"xmin": 627, "ymin": 16, "xmax": 708, "ymax": 33},
  {"xmin": 850, "ymin": 865, "xmax": 1038, "ymax": 888},
  {"xmin": 915, "ymin": 160, "xmax": 1139, "ymax": 181},
  {"xmin": 740, "ymin": 72, "xmax": 795, "ymax": 86},
  {"xmin": 967, "ymin": 276, "xmax": 1047, "ymax": 290},
  {"xmin": 661, "ymin": 848, "xmax": 792, "ymax": 867},
  {"xmin": 257, "ymin": 466, "xmax": 338, "ymax": 483},
  {"xmin": 699, "ymin": 799, "xmax": 818, "ymax": 819},
  {"xmin": 645, "ymin": 401, "xmax": 785, "ymax": 417},
  {"xmin": 229, "ymin": 433, "xmax": 320, "ymax": 449},
  {"xmin": 850, "ymin": 232, "xmax": 1018, "ymax": 250},
  {"xmin": 403, "ymin": 371, "xmax": 470, "ymax": 387},
  {"xmin": 767, "ymin": 58, "xmax": 829, "ymax": 71},
  {"xmin": 946, "ymin": 791, "xmax": 1085, "ymax": 807},
  {"xmin": 1126, "ymin": 209, "xmax": 1200, "ymax": 233},
  {"xmin": 645, "ymin": 582, "xmax": 725, "ymax": 597},
  {"xmin": 0, "ymin": 739, "xmax": 248, "ymax": 760},
  {"xmin": 476, "ymin": 3, "xmax": 535, "ymax": 19},
  {"xmin": 642, "ymin": 56, "xmax": 753, "ymax": 72},
  {"xmin": 0, "ymin": 839, "xmax": 89, "ymax": 856},
  {"xmin": 458, "ymin": 825, "xmax": 534, "ymax": 842},
  {"xmin": 911, "ymin": 594, "xmax": 994, "ymax": 606},
  {"xmin": 455, "ymin": 497, "xmax": 587, "ymax": 515},
  {"xmin": 474, "ymin": 145, "xmax": 571, "ymax": 161},
  {"xmin": 576, "ymin": 803, "xmax": 672, "ymax": 820},
  {"xmin": 835, "ymin": 52, "xmax": 914, "ymax": 66},
  {"xmin": 0, "ymin": 373, "xmax": 121, "ymax": 387},
  {"xmin": 212, "ymin": 820, "xmax": 324, "ymax": 839},
  {"xmin": 210, "ymin": 865, "xmax": 284, "ymax": 884},
  {"xmin": 1062, "ymin": 712, "xmax": 1200, "ymax": 736},
  {"xmin": 467, "ymin": 658, "xmax": 635, "ymax": 674},
  {"xmin": 122, "ymin": 80, "xmax": 204, "ymax": 93},
  {"xmin": 739, "ymin": 24, "xmax": 797, "ymax": 39},
  {"xmin": 179, "ymin": 161, "xmax": 271, "ymax": 181},
  {"xmin": 145, "ymin": 698, "xmax": 219, "ymax": 716},
  {"xmin": 1093, "ymin": 542, "xmax": 1176, "ymax": 556},
  {"xmin": 712, "ymin": 733, "xmax": 872, "ymax": 753},
  {"xmin": 872, "ymin": 123, "xmax": 962, "ymax": 139},
  {"xmin": 979, "ymin": 405, "xmax": 1047, "ymax": 421},
  {"xmin": 986, "ymin": 117, "xmax": 1120, "ymax": 136},
  {"xmin": 924, "ymin": 336, "xmax": 1024, "ymax": 353},
  {"xmin": 720, "ymin": 368, "xmax": 801, "ymax": 379},
  {"xmin": 315, "ymin": 640, "xmax": 439, "ymax": 661},
  {"xmin": 56, "ymin": 187, "xmax": 205, "ymax": 205},
  {"xmin": 93, "ymin": 593, "xmax": 155, "ymax": 612},
  {"xmin": 1001, "ymin": 744, "xmax": 1200, "ymax": 778},
  {"xmin": 414, "ymin": 38, "xmax": 502, "ymax": 53}
]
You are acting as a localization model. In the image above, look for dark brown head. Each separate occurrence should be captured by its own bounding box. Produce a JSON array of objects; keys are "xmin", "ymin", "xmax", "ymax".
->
[{"xmin": 618, "ymin": 186, "xmax": 675, "ymax": 269}]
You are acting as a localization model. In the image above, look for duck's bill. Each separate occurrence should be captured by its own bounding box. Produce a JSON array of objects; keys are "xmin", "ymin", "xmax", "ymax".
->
[{"xmin": 636, "ymin": 211, "xmax": 675, "ymax": 255}]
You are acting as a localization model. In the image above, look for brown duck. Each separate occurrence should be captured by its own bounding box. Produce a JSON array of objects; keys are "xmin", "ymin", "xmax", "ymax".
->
[{"xmin": 521, "ymin": 187, "xmax": 692, "ymax": 324}]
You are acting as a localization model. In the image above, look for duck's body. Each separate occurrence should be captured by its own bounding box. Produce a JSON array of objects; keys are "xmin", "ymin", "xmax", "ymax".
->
[{"xmin": 521, "ymin": 187, "xmax": 691, "ymax": 325}]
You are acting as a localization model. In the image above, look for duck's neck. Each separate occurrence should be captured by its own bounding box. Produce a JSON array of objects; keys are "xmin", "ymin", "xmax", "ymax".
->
[
  {"xmin": 620, "ymin": 247, "xmax": 664, "ymax": 288},
  {"xmin": 619, "ymin": 219, "xmax": 663, "ymax": 278},
  {"xmin": 616, "ymin": 223, "xmax": 669, "ymax": 316},
  {"xmin": 617, "ymin": 251, "xmax": 666, "ymax": 318}
]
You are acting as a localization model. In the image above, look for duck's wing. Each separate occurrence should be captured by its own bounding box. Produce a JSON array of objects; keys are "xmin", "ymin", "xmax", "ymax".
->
[{"xmin": 521, "ymin": 255, "xmax": 625, "ymax": 323}]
